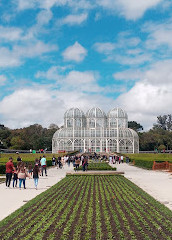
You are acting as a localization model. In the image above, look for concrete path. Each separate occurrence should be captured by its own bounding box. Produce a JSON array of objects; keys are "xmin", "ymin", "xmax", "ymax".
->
[
  {"xmin": 0, "ymin": 164, "xmax": 74, "ymax": 221},
  {"xmin": 113, "ymin": 163, "xmax": 172, "ymax": 211}
]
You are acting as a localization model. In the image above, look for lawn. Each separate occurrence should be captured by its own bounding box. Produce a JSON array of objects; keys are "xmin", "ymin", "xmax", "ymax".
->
[
  {"xmin": 127, "ymin": 153, "xmax": 172, "ymax": 161},
  {"xmin": 0, "ymin": 175, "xmax": 171, "ymax": 240}
]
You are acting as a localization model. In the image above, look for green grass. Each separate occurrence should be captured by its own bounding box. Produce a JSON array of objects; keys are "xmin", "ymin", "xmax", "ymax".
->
[
  {"xmin": 127, "ymin": 153, "xmax": 172, "ymax": 161},
  {"xmin": 0, "ymin": 153, "xmax": 67, "ymax": 163}
]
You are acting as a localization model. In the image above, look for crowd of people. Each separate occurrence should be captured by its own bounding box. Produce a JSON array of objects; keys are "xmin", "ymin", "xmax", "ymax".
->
[
  {"xmin": 5, "ymin": 154, "xmax": 89, "ymax": 190},
  {"xmin": 51, "ymin": 155, "xmax": 89, "ymax": 171},
  {"xmin": 5, "ymin": 155, "xmax": 48, "ymax": 190},
  {"xmin": 5, "ymin": 153, "xmax": 129, "ymax": 190},
  {"xmin": 109, "ymin": 155, "xmax": 130, "ymax": 164}
]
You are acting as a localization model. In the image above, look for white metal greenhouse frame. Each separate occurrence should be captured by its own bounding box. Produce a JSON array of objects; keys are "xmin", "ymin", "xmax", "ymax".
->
[{"xmin": 52, "ymin": 107, "xmax": 139, "ymax": 154}]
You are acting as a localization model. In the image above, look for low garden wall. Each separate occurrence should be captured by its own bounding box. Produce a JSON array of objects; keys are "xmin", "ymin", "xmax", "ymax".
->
[{"xmin": 152, "ymin": 161, "xmax": 169, "ymax": 170}]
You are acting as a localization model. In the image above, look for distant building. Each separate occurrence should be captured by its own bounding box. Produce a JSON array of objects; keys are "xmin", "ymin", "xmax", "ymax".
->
[{"xmin": 52, "ymin": 107, "xmax": 139, "ymax": 153}]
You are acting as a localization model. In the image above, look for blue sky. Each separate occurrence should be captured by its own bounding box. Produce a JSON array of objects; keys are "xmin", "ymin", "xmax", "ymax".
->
[{"xmin": 0, "ymin": 0, "xmax": 172, "ymax": 130}]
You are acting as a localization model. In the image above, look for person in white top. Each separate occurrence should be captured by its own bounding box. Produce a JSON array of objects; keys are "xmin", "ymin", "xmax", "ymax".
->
[{"xmin": 40, "ymin": 155, "xmax": 47, "ymax": 176}]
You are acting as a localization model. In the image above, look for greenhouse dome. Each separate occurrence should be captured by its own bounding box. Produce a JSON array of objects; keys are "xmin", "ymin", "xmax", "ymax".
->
[
  {"xmin": 52, "ymin": 107, "xmax": 139, "ymax": 154},
  {"xmin": 86, "ymin": 107, "xmax": 107, "ymax": 128},
  {"xmin": 64, "ymin": 108, "xmax": 86, "ymax": 128},
  {"xmin": 64, "ymin": 108, "xmax": 85, "ymax": 119},
  {"xmin": 107, "ymin": 107, "xmax": 128, "ymax": 128}
]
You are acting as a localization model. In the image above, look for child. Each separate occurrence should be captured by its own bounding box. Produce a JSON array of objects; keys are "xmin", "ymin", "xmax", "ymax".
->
[
  {"xmin": 28, "ymin": 163, "xmax": 33, "ymax": 177},
  {"xmin": 33, "ymin": 164, "xmax": 40, "ymax": 190},
  {"xmin": 13, "ymin": 168, "xmax": 18, "ymax": 188}
]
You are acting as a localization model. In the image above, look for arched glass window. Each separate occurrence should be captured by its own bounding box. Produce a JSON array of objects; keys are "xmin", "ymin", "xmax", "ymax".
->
[
  {"xmin": 89, "ymin": 119, "xmax": 95, "ymax": 128},
  {"xmin": 67, "ymin": 119, "xmax": 73, "ymax": 127}
]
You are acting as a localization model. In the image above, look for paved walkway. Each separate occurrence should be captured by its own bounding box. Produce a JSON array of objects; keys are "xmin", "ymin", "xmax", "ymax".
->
[
  {"xmin": 0, "ymin": 164, "xmax": 74, "ymax": 221},
  {"xmin": 113, "ymin": 163, "xmax": 172, "ymax": 211},
  {"xmin": 0, "ymin": 163, "xmax": 172, "ymax": 221}
]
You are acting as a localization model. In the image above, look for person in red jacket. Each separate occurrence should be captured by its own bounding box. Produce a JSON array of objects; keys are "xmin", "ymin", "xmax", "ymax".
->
[{"xmin": 6, "ymin": 157, "xmax": 15, "ymax": 188}]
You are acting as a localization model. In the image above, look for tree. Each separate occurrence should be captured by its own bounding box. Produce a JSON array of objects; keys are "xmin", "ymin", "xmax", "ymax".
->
[
  {"xmin": 153, "ymin": 114, "xmax": 172, "ymax": 131},
  {"xmin": 48, "ymin": 123, "xmax": 59, "ymax": 130},
  {"xmin": 128, "ymin": 121, "xmax": 143, "ymax": 132},
  {"xmin": 10, "ymin": 136, "xmax": 25, "ymax": 149}
]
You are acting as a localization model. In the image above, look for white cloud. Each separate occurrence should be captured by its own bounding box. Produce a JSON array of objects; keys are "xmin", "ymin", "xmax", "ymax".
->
[
  {"xmin": 0, "ymin": 75, "xmax": 7, "ymax": 85},
  {"xmin": 36, "ymin": 67, "xmax": 102, "ymax": 92},
  {"xmin": 13, "ymin": 41, "xmax": 57, "ymax": 58},
  {"xmin": 116, "ymin": 80, "xmax": 172, "ymax": 130},
  {"xmin": 64, "ymin": 70, "xmax": 102, "ymax": 92},
  {"xmin": 0, "ymin": 88, "xmax": 65, "ymax": 128},
  {"xmin": 16, "ymin": 0, "xmax": 92, "ymax": 11},
  {"xmin": 62, "ymin": 42, "xmax": 87, "ymax": 62},
  {"xmin": 36, "ymin": 66, "xmax": 61, "ymax": 81},
  {"xmin": 0, "ymin": 41, "xmax": 58, "ymax": 68},
  {"xmin": 114, "ymin": 69, "xmax": 143, "ymax": 81},
  {"xmin": 0, "ymin": 26, "xmax": 23, "ymax": 41},
  {"xmin": 143, "ymin": 19, "xmax": 172, "ymax": 49},
  {"xmin": 59, "ymin": 13, "xmax": 88, "ymax": 26},
  {"xmin": 93, "ymin": 33, "xmax": 143, "ymax": 65},
  {"xmin": 126, "ymin": 49, "xmax": 143, "ymax": 55},
  {"xmin": 93, "ymin": 42, "xmax": 115, "ymax": 54},
  {"xmin": 115, "ymin": 59, "xmax": 172, "ymax": 130},
  {"xmin": 0, "ymin": 86, "xmax": 116, "ymax": 129},
  {"xmin": 97, "ymin": 0, "xmax": 162, "ymax": 20},
  {"xmin": 2, "ymin": 59, "xmax": 172, "ymax": 130},
  {"xmin": 144, "ymin": 60, "xmax": 172, "ymax": 85},
  {"xmin": 114, "ymin": 59, "xmax": 172, "ymax": 83},
  {"xmin": 0, "ymin": 47, "xmax": 22, "ymax": 67},
  {"xmin": 16, "ymin": 0, "xmax": 36, "ymax": 10},
  {"xmin": 15, "ymin": 0, "xmax": 165, "ymax": 21},
  {"xmin": 37, "ymin": 9, "xmax": 53, "ymax": 25},
  {"xmin": 114, "ymin": 53, "xmax": 152, "ymax": 66}
]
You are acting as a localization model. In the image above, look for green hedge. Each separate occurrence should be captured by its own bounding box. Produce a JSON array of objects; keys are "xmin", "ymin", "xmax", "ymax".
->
[
  {"xmin": 132, "ymin": 160, "xmax": 154, "ymax": 169},
  {"xmin": 0, "ymin": 165, "xmax": 6, "ymax": 174},
  {"xmin": 75, "ymin": 162, "xmax": 116, "ymax": 171}
]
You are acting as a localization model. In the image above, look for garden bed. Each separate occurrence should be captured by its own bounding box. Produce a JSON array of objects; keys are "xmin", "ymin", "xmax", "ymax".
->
[
  {"xmin": 0, "ymin": 175, "xmax": 171, "ymax": 239},
  {"xmin": 67, "ymin": 171, "xmax": 124, "ymax": 176}
]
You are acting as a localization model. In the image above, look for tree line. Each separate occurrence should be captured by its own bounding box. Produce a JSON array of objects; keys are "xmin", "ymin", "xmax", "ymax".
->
[
  {"xmin": 0, "ymin": 123, "xmax": 59, "ymax": 151},
  {"xmin": 0, "ymin": 115, "xmax": 172, "ymax": 151},
  {"xmin": 129, "ymin": 115, "xmax": 172, "ymax": 151}
]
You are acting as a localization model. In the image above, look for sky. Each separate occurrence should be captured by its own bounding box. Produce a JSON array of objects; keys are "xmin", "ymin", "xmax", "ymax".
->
[{"xmin": 0, "ymin": 0, "xmax": 172, "ymax": 130}]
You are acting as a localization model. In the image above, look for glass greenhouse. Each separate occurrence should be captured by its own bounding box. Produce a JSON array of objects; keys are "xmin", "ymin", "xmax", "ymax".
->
[{"xmin": 52, "ymin": 107, "xmax": 139, "ymax": 153}]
